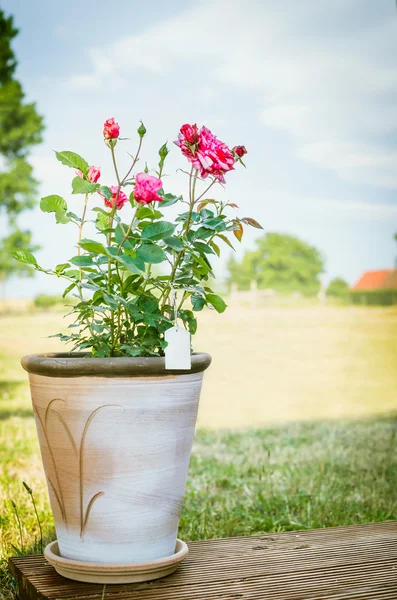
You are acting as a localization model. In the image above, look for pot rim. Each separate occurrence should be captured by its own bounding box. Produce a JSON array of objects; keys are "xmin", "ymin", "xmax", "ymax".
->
[{"xmin": 21, "ymin": 351, "xmax": 211, "ymax": 378}]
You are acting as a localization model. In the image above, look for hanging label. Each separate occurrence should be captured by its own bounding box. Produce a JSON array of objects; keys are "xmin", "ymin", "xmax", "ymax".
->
[{"xmin": 165, "ymin": 326, "xmax": 191, "ymax": 370}]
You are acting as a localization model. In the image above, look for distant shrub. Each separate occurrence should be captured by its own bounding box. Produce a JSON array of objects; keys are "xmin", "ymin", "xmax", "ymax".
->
[
  {"xmin": 34, "ymin": 294, "xmax": 64, "ymax": 308},
  {"xmin": 350, "ymin": 289, "xmax": 397, "ymax": 306},
  {"xmin": 326, "ymin": 278, "xmax": 349, "ymax": 298}
]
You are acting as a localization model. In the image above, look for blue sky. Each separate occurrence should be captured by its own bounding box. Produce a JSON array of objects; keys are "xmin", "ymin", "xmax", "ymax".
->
[{"xmin": 2, "ymin": 0, "xmax": 397, "ymax": 297}]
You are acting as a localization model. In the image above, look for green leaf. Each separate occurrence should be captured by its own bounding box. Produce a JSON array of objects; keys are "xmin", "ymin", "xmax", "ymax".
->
[
  {"xmin": 193, "ymin": 254, "xmax": 212, "ymax": 275},
  {"xmin": 206, "ymin": 293, "xmax": 227, "ymax": 313},
  {"xmin": 204, "ymin": 217, "xmax": 227, "ymax": 231},
  {"xmin": 96, "ymin": 212, "xmax": 109, "ymax": 232},
  {"xmin": 114, "ymin": 224, "xmax": 134, "ymax": 249},
  {"xmin": 40, "ymin": 195, "xmax": 67, "ymax": 213},
  {"xmin": 193, "ymin": 241, "xmax": 215, "ymax": 255},
  {"xmin": 55, "ymin": 150, "xmax": 89, "ymax": 174},
  {"xmin": 55, "ymin": 263, "xmax": 70, "ymax": 273},
  {"xmin": 136, "ymin": 206, "xmax": 163, "ymax": 220},
  {"xmin": 9, "ymin": 250, "xmax": 38, "ymax": 267},
  {"xmin": 217, "ymin": 234, "xmax": 235, "ymax": 251},
  {"xmin": 72, "ymin": 177, "xmax": 98, "ymax": 195},
  {"xmin": 165, "ymin": 236, "xmax": 183, "ymax": 251},
  {"xmin": 70, "ymin": 255, "xmax": 94, "ymax": 267},
  {"xmin": 103, "ymin": 293, "xmax": 119, "ymax": 310},
  {"xmin": 136, "ymin": 243, "xmax": 166, "ymax": 264},
  {"xmin": 210, "ymin": 240, "xmax": 220, "ymax": 257},
  {"xmin": 159, "ymin": 192, "xmax": 182, "ymax": 207},
  {"xmin": 99, "ymin": 185, "xmax": 112, "ymax": 200},
  {"xmin": 142, "ymin": 221, "xmax": 175, "ymax": 242},
  {"xmin": 62, "ymin": 282, "xmax": 76, "ymax": 298},
  {"xmin": 64, "ymin": 269, "xmax": 80, "ymax": 278},
  {"xmin": 119, "ymin": 254, "xmax": 145, "ymax": 274},
  {"xmin": 200, "ymin": 208, "xmax": 215, "ymax": 220},
  {"xmin": 55, "ymin": 211, "xmax": 71, "ymax": 224},
  {"xmin": 79, "ymin": 240, "xmax": 107, "ymax": 255},
  {"xmin": 191, "ymin": 295, "xmax": 206, "ymax": 311},
  {"xmin": 179, "ymin": 309, "xmax": 197, "ymax": 334},
  {"xmin": 138, "ymin": 295, "xmax": 158, "ymax": 313},
  {"xmin": 195, "ymin": 227, "xmax": 213, "ymax": 240}
]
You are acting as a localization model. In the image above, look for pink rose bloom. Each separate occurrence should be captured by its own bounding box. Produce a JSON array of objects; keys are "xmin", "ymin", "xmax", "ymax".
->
[
  {"xmin": 232, "ymin": 145, "xmax": 247, "ymax": 158},
  {"xmin": 104, "ymin": 186, "xmax": 128, "ymax": 210},
  {"xmin": 175, "ymin": 124, "xmax": 235, "ymax": 183},
  {"xmin": 103, "ymin": 117, "xmax": 120, "ymax": 139},
  {"xmin": 133, "ymin": 172, "xmax": 163, "ymax": 205},
  {"xmin": 87, "ymin": 165, "xmax": 101, "ymax": 182},
  {"xmin": 75, "ymin": 166, "xmax": 101, "ymax": 183}
]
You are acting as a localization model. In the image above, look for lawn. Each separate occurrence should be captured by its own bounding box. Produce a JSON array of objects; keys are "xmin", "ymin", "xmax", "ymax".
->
[{"xmin": 0, "ymin": 305, "xmax": 396, "ymax": 599}]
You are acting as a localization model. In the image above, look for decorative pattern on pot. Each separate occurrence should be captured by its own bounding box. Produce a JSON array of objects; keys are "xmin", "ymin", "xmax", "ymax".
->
[
  {"xmin": 27, "ymin": 369, "xmax": 205, "ymax": 564},
  {"xmin": 33, "ymin": 398, "xmax": 122, "ymax": 538}
]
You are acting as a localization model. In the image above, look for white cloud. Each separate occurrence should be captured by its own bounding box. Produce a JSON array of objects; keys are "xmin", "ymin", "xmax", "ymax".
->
[
  {"xmin": 298, "ymin": 142, "xmax": 397, "ymax": 189},
  {"xmin": 303, "ymin": 196, "xmax": 397, "ymax": 221},
  {"xmin": 66, "ymin": 0, "xmax": 397, "ymax": 189},
  {"xmin": 67, "ymin": 74, "xmax": 100, "ymax": 90}
]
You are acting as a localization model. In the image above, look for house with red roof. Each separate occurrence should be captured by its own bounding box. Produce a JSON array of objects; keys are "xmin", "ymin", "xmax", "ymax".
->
[{"xmin": 351, "ymin": 269, "xmax": 397, "ymax": 305}]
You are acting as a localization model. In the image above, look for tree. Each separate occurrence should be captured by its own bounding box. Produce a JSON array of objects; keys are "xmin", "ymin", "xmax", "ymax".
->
[
  {"xmin": 0, "ymin": 9, "xmax": 44, "ymax": 288},
  {"xmin": 0, "ymin": 229, "xmax": 39, "ymax": 293},
  {"xmin": 227, "ymin": 233, "xmax": 325, "ymax": 296},
  {"xmin": 326, "ymin": 277, "xmax": 349, "ymax": 298}
]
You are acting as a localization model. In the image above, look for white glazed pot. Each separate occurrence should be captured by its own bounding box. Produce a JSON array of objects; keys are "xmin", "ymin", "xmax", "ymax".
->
[{"xmin": 22, "ymin": 352, "xmax": 211, "ymax": 565}]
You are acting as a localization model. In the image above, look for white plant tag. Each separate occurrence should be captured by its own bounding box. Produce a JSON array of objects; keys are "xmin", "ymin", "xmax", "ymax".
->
[{"xmin": 165, "ymin": 326, "xmax": 191, "ymax": 370}]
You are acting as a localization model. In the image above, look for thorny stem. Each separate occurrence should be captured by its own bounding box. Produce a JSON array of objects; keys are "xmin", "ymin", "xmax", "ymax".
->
[
  {"xmin": 117, "ymin": 206, "xmax": 139, "ymax": 255},
  {"xmin": 76, "ymin": 194, "xmax": 97, "ymax": 342},
  {"xmin": 108, "ymin": 138, "xmax": 143, "ymax": 353},
  {"xmin": 159, "ymin": 167, "xmax": 198, "ymax": 312},
  {"xmin": 108, "ymin": 147, "xmax": 120, "ymax": 354},
  {"xmin": 77, "ymin": 194, "xmax": 89, "ymax": 283},
  {"xmin": 121, "ymin": 136, "xmax": 143, "ymax": 185},
  {"xmin": 195, "ymin": 178, "xmax": 217, "ymax": 203}
]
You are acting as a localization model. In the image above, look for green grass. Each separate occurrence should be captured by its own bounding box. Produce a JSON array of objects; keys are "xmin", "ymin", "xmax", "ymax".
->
[
  {"xmin": 1, "ymin": 410, "xmax": 396, "ymax": 599},
  {"xmin": 1, "ymin": 306, "xmax": 397, "ymax": 598}
]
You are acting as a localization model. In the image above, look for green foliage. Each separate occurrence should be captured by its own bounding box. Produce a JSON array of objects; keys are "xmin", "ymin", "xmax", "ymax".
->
[
  {"xmin": 33, "ymin": 294, "xmax": 64, "ymax": 309},
  {"xmin": 326, "ymin": 277, "xmax": 349, "ymax": 298},
  {"xmin": 227, "ymin": 233, "xmax": 324, "ymax": 296},
  {"xmin": 0, "ymin": 230, "xmax": 39, "ymax": 283},
  {"xmin": 55, "ymin": 150, "xmax": 88, "ymax": 174},
  {"xmin": 11, "ymin": 123, "xmax": 259, "ymax": 357},
  {"xmin": 181, "ymin": 418, "xmax": 397, "ymax": 539},
  {"xmin": 1, "ymin": 401, "xmax": 396, "ymax": 599},
  {"xmin": 351, "ymin": 289, "xmax": 397, "ymax": 306},
  {"xmin": 0, "ymin": 9, "xmax": 43, "ymax": 284}
]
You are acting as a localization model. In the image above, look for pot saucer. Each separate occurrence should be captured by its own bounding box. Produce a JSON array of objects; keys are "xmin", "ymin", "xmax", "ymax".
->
[{"xmin": 44, "ymin": 539, "xmax": 189, "ymax": 584}]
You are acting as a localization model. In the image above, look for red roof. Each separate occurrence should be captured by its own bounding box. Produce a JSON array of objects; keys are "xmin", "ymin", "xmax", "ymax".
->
[{"xmin": 352, "ymin": 269, "xmax": 395, "ymax": 291}]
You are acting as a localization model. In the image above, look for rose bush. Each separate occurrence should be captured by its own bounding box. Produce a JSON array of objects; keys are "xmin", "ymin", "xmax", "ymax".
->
[{"xmin": 11, "ymin": 119, "xmax": 262, "ymax": 357}]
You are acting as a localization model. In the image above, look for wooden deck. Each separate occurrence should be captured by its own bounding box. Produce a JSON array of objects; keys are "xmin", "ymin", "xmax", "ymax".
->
[{"xmin": 9, "ymin": 521, "xmax": 397, "ymax": 599}]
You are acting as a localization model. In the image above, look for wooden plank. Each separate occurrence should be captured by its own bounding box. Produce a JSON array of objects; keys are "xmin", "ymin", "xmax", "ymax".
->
[{"xmin": 8, "ymin": 521, "xmax": 397, "ymax": 600}]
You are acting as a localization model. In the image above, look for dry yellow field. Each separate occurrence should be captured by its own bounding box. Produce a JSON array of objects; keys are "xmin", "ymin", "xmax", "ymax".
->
[{"xmin": 1, "ymin": 305, "xmax": 396, "ymax": 427}]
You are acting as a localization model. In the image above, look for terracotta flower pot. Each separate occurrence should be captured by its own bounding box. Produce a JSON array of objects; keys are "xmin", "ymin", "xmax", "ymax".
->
[{"xmin": 22, "ymin": 352, "xmax": 211, "ymax": 567}]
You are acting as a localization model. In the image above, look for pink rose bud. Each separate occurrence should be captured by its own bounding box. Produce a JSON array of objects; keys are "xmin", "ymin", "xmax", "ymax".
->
[
  {"xmin": 232, "ymin": 145, "xmax": 247, "ymax": 158},
  {"xmin": 75, "ymin": 170, "xmax": 84, "ymax": 178},
  {"xmin": 105, "ymin": 186, "xmax": 128, "ymax": 210},
  {"xmin": 133, "ymin": 172, "xmax": 163, "ymax": 205},
  {"xmin": 87, "ymin": 165, "xmax": 101, "ymax": 183},
  {"xmin": 103, "ymin": 117, "xmax": 120, "ymax": 139},
  {"xmin": 179, "ymin": 123, "xmax": 199, "ymax": 145}
]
